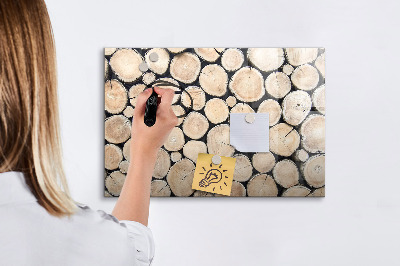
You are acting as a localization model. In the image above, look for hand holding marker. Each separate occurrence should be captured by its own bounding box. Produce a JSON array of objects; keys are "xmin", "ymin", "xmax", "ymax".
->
[{"xmin": 143, "ymin": 80, "xmax": 193, "ymax": 127}]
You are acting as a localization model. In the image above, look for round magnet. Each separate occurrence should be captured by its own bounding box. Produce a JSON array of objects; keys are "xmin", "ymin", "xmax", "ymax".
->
[
  {"xmin": 212, "ymin": 155, "xmax": 222, "ymax": 165},
  {"xmin": 149, "ymin": 52, "xmax": 159, "ymax": 62},
  {"xmin": 139, "ymin": 62, "xmax": 149, "ymax": 72},
  {"xmin": 245, "ymin": 113, "xmax": 255, "ymax": 124}
]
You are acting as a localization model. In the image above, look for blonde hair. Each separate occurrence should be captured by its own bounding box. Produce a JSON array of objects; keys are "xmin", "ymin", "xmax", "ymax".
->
[{"xmin": 0, "ymin": 0, "xmax": 76, "ymax": 216}]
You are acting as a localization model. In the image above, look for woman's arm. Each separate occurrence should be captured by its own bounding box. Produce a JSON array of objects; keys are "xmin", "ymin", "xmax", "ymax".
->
[{"xmin": 112, "ymin": 87, "xmax": 178, "ymax": 226}]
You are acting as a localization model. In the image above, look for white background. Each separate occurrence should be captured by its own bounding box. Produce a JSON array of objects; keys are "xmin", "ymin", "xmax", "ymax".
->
[{"xmin": 46, "ymin": 0, "xmax": 400, "ymax": 265}]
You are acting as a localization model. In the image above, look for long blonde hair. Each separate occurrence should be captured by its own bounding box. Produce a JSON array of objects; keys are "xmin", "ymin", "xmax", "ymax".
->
[{"xmin": 0, "ymin": 0, "xmax": 76, "ymax": 216}]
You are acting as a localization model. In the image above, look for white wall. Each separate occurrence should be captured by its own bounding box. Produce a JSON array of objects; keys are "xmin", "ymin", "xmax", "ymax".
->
[{"xmin": 46, "ymin": 0, "xmax": 400, "ymax": 265}]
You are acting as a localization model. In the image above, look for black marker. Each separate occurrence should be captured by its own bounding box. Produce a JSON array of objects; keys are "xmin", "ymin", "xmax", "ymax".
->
[{"xmin": 144, "ymin": 88, "xmax": 158, "ymax": 127}]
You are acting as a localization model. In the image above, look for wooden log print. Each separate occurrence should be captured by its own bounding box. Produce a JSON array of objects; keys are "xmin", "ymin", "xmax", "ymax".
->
[{"xmin": 104, "ymin": 48, "xmax": 325, "ymax": 197}]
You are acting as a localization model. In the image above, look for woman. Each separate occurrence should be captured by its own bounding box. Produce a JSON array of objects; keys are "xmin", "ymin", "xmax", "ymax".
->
[{"xmin": 0, "ymin": 0, "xmax": 177, "ymax": 265}]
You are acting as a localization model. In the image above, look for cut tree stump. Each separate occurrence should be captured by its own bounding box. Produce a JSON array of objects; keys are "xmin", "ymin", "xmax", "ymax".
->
[
  {"xmin": 302, "ymin": 155, "xmax": 325, "ymax": 188},
  {"xmin": 142, "ymin": 72, "xmax": 156, "ymax": 85},
  {"xmin": 194, "ymin": 48, "xmax": 224, "ymax": 62},
  {"xmin": 221, "ymin": 48, "xmax": 244, "ymax": 71},
  {"xmin": 105, "ymin": 80, "xmax": 127, "ymax": 114},
  {"xmin": 128, "ymin": 84, "xmax": 146, "ymax": 107},
  {"xmin": 282, "ymin": 90, "xmax": 312, "ymax": 126},
  {"xmin": 247, "ymin": 48, "xmax": 284, "ymax": 72},
  {"xmin": 166, "ymin": 159, "xmax": 195, "ymax": 196},
  {"xmin": 229, "ymin": 67, "xmax": 265, "ymax": 102},
  {"xmin": 272, "ymin": 159, "xmax": 299, "ymax": 188},
  {"xmin": 207, "ymin": 124, "xmax": 235, "ymax": 157},
  {"xmin": 182, "ymin": 140, "xmax": 207, "ymax": 163},
  {"xmin": 252, "ymin": 152, "xmax": 276, "ymax": 173},
  {"xmin": 282, "ymin": 186, "xmax": 311, "ymax": 197},
  {"xmin": 193, "ymin": 191, "xmax": 214, "ymax": 197},
  {"xmin": 105, "ymin": 115, "xmax": 131, "ymax": 144},
  {"xmin": 153, "ymin": 148, "xmax": 171, "ymax": 179},
  {"xmin": 104, "ymin": 59, "xmax": 108, "ymax": 79},
  {"xmin": 154, "ymin": 78, "xmax": 181, "ymax": 104},
  {"xmin": 182, "ymin": 112, "xmax": 209, "ymax": 139},
  {"xmin": 150, "ymin": 180, "xmax": 171, "ymax": 197},
  {"xmin": 123, "ymin": 106, "xmax": 134, "ymax": 118},
  {"xmin": 163, "ymin": 127, "xmax": 185, "ymax": 151},
  {"xmin": 204, "ymin": 98, "xmax": 229, "ymax": 124},
  {"xmin": 119, "ymin": 160, "xmax": 130, "ymax": 174},
  {"xmin": 292, "ymin": 149, "xmax": 309, "ymax": 162},
  {"xmin": 170, "ymin": 52, "xmax": 201, "ymax": 84},
  {"xmin": 215, "ymin": 181, "xmax": 246, "ymax": 197},
  {"xmin": 232, "ymin": 154, "xmax": 253, "ymax": 182},
  {"xmin": 230, "ymin": 103, "xmax": 255, "ymax": 113},
  {"xmin": 109, "ymin": 48, "xmax": 143, "ymax": 82},
  {"xmin": 170, "ymin": 152, "xmax": 182, "ymax": 162},
  {"xmin": 282, "ymin": 64, "xmax": 294, "ymax": 75},
  {"xmin": 105, "ymin": 144, "xmax": 123, "ymax": 170},
  {"xmin": 314, "ymin": 53, "xmax": 325, "ymax": 78},
  {"xmin": 145, "ymin": 48, "xmax": 170, "ymax": 75},
  {"xmin": 291, "ymin": 64, "xmax": 319, "ymax": 91},
  {"xmin": 230, "ymin": 181, "xmax": 246, "ymax": 197},
  {"xmin": 199, "ymin": 64, "xmax": 228, "ymax": 97},
  {"xmin": 171, "ymin": 105, "xmax": 185, "ymax": 125},
  {"xmin": 105, "ymin": 48, "xmax": 117, "ymax": 56},
  {"xmin": 300, "ymin": 114, "xmax": 325, "ymax": 153},
  {"xmin": 308, "ymin": 187, "xmax": 325, "ymax": 197},
  {"xmin": 123, "ymin": 139, "xmax": 131, "ymax": 161},
  {"xmin": 225, "ymin": 96, "xmax": 237, "ymax": 107},
  {"xmin": 265, "ymin": 72, "xmax": 291, "ymax": 99},
  {"xmin": 247, "ymin": 174, "xmax": 278, "ymax": 196},
  {"xmin": 105, "ymin": 171, "xmax": 126, "ymax": 196},
  {"xmin": 285, "ymin": 48, "xmax": 319, "ymax": 66},
  {"xmin": 180, "ymin": 86, "xmax": 206, "ymax": 111},
  {"xmin": 312, "ymin": 85, "xmax": 325, "ymax": 114},
  {"xmin": 257, "ymin": 99, "xmax": 281, "ymax": 126},
  {"xmin": 167, "ymin": 48, "xmax": 187, "ymax": 53},
  {"xmin": 269, "ymin": 123, "xmax": 300, "ymax": 156}
]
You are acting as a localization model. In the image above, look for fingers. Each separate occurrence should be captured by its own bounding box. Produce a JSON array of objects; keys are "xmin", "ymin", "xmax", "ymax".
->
[
  {"xmin": 154, "ymin": 87, "xmax": 175, "ymax": 108},
  {"xmin": 134, "ymin": 88, "xmax": 153, "ymax": 117}
]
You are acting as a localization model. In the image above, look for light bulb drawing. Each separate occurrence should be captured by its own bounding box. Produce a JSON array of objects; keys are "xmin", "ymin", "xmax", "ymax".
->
[{"xmin": 198, "ymin": 163, "xmax": 229, "ymax": 192}]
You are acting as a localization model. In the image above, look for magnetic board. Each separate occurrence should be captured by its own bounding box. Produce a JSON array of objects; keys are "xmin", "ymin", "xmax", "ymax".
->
[{"xmin": 104, "ymin": 48, "xmax": 325, "ymax": 197}]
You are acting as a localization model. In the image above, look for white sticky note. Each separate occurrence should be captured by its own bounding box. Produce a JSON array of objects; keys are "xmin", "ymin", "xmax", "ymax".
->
[{"xmin": 230, "ymin": 113, "xmax": 269, "ymax": 152}]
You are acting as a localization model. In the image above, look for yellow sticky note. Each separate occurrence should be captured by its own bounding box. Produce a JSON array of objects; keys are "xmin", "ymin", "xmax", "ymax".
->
[{"xmin": 192, "ymin": 153, "xmax": 236, "ymax": 196}]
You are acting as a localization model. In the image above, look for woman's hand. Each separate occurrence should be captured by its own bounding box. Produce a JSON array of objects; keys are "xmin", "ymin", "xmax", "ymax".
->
[
  {"xmin": 130, "ymin": 87, "xmax": 178, "ymax": 157},
  {"xmin": 112, "ymin": 87, "xmax": 178, "ymax": 225}
]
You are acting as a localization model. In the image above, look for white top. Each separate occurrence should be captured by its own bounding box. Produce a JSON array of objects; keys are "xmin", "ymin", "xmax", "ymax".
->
[{"xmin": 0, "ymin": 171, "xmax": 155, "ymax": 266}]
